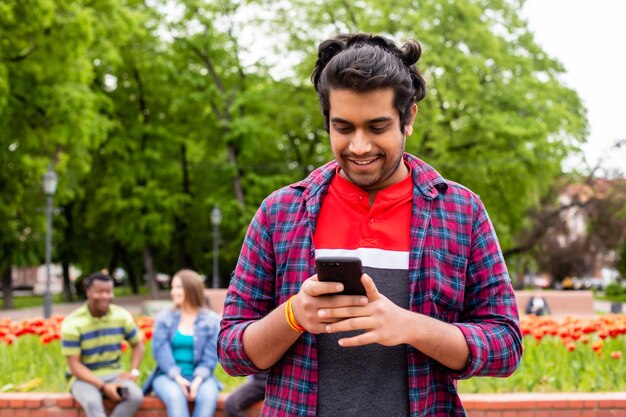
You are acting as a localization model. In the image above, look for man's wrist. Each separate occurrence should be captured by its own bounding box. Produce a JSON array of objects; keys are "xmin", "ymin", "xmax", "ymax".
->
[{"xmin": 130, "ymin": 368, "xmax": 140, "ymax": 378}]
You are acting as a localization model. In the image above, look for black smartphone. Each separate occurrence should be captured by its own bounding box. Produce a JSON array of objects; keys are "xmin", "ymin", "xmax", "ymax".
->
[
  {"xmin": 116, "ymin": 386, "xmax": 129, "ymax": 400},
  {"xmin": 315, "ymin": 256, "xmax": 365, "ymax": 295}
]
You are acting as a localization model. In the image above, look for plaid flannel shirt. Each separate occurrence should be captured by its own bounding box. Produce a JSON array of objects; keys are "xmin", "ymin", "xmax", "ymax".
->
[{"xmin": 218, "ymin": 153, "xmax": 522, "ymax": 417}]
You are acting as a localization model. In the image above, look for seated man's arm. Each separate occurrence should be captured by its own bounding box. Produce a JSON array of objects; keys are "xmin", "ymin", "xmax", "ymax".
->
[
  {"xmin": 119, "ymin": 314, "xmax": 144, "ymax": 381},
  {"xmin": 66, "ymin": 355, "xmax": 104, "ymax": 388},
  {"xmin": 129, "ymin": 341, "xmax": 144, "ymax": 376}
]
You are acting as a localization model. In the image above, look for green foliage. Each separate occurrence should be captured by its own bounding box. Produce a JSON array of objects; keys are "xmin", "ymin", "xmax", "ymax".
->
[
  {"xmin": 458, "ymin": 335, "xmax": 626, "ymax": 393},
  {"xmin": 0, "ymin": 337, "xmax": 244, "ymax": 393},
  {"xmin": 618, "ymin": 241, "xmax": 626, "ymax": 280},
  {"xmin": 250, "ymin": 0, "xmax": 587, "ymax": 252},
  {"xmin": 605, "ymin": 283, "xmax": 625, "ymax": 298},
  {"xmin": 1, "ymin": 0, "xmax": 588, "ymax": 287},
  {"xmin": 2, "ymin": 333, "xmax": 625, "ymax": 393}
]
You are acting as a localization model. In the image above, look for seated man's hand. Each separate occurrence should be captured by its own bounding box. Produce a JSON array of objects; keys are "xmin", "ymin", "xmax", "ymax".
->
[
  {"xmin": 117, "ymin": 371, "xmax": 137, "ymax": 382},
  {"xmin": 102, "ymin": 382, "xmax": 122, "ymax": 401}
]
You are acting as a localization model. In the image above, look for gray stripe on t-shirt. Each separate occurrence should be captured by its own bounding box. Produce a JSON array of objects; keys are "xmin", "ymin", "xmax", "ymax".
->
[{"xmin": 316, "ymin": 266, "xmax": 410, "ymax": 417}]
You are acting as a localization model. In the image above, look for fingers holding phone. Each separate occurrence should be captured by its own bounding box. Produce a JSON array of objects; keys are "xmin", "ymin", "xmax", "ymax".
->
[
  {"xmin": 290, "ymin": 257, "xmax": 370, "ymax": 334},
  {"xmin": 324, "ymin": 274, "xmax": 412, "ymax": 347},
  {"xmin": 102, "ymin": 382, "xmax": 122, "ymax": 401}
]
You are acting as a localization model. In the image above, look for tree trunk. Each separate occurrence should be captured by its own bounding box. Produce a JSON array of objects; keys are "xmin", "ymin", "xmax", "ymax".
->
[
  {"xmin": 120, "ymin": 247, "xmax": 139, "ymax": 294},
  {"xmin": 227, "ymin": 143, "xmax": 245, "ymax": 206},
  {"xmin": 2, "ymin": 267, "xmax": 13, "ymax": 310},
  {"xmin": 62, "ymin": 261, "xmax": 73, "ymax": 302},
  {"xmin": 143, "ymin": 246, "xmax": 158, "ymax": 298},
  {"xmin": 60, "ymin": 202, "xmax": 75, "ymax": 302},
  {"xmin": 176, "ymin": 144, "xmax": 193, "ymax": 269}
]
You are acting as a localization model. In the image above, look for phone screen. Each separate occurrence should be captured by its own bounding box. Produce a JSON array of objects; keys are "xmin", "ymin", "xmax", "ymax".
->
[{"xmin": 315, "ymin": 256, "xmax": 365, "ymax": 295}]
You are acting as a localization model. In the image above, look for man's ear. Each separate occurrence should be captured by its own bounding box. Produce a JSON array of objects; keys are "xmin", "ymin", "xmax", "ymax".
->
[{"xmin": 405, "ymin": 104, "xmax": 418, "ymax": 136}]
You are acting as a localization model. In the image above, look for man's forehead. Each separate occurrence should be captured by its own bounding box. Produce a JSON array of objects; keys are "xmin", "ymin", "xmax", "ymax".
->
[
  {"xmin": 90, "ymin": 279, "xmax": 113, "ymax": 290},
  {"xmin": 328, "ymin": 87, "xmax": 398, "ymax": 120}
]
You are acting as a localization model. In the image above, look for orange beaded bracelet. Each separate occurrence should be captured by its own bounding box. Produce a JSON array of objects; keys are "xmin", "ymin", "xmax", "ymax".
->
[{"xmin": 285, "ymin": 295, "xmax": 305, "ymax": 333}]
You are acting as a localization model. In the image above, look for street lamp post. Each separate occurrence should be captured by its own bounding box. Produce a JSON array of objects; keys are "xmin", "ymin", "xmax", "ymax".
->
[
  {"xmin": 42, "ymin": 165, "xmax": 58, "ymax": 319},
  {"xmin": 211, "ymin": 206, "xmax": 222, "ymax": 289}
]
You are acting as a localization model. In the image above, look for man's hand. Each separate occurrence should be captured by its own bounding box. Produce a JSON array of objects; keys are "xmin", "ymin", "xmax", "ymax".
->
[
  {"xmin": 101, "ymin": 382, "xmax": 122, "ymax": 401},
  {"xmin": 174, "ymin": 375, "xmax": 192, "ymax": 401},
  {"xmin": 117, "ymin": 371, "xmax": 137, "ymax": 382},
  {"xmin": 321, "ymin": 273, "xmax": 411, "ymax": 347},
  {"xmin": 291, "ymin": 275, "xmax": 369, "ymax": 334},
  {"xmin": 188, "ymin": 376, "xmax": 203, "ymax": 400}
]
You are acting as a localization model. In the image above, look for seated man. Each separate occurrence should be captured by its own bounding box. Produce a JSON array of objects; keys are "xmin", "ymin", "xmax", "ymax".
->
[
  {"xmin": 525, "ymin": 289, "xmax": 551, "ymax": 316},
  {"xmin": 61, "ymin": 271, "xmax": 145, "ymax": 417},
  {"xmin": 224, "ymin": 371, "xmax": 267, "ymax": 417}
]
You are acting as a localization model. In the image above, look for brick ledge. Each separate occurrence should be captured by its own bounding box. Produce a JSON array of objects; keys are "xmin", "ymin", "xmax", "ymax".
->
[{"xmin": 2, "ymin": 392, "xmax": 626, "ymax": 416}]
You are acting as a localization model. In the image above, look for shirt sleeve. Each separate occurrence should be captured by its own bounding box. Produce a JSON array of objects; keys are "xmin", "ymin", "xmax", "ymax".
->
[
  {"xmin": 449, "ymin": 199, "xmax": 523, "ymax": 380},
  {"xmin": 123, "ymin": 310, "xmax": 141, "ymax": 346},
  {"xmin": 60, "ymin": 317, "xmax": 81, "ymax": 357},
  {"xmin": 218, "ymin": 200, "xmax": 277, "ymax": 376}
]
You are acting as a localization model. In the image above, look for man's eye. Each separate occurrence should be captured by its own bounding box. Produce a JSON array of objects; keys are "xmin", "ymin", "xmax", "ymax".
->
[
  {"xmin": 334, "ymin": 125, "xmax": 352, "ymax": 133},
  {"xmin": 371, "ymin": 126, "xmax": 388, "ymax": 133}
]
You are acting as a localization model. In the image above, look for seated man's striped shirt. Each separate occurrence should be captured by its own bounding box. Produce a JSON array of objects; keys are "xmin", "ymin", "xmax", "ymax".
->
[{"xmin": 61, "ymin": 303, "xmax": 140, "ymax": 377}]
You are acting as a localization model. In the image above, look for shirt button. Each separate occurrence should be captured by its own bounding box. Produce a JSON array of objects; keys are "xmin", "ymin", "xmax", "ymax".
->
[
  {"xmin": 357, "ymin": 195, "xmax": 363, "ymax": 201},
  {"xmin": 369, "ymin": 218, "xmax": 374, "ymax": 223},
  {"xmin": 310, "ymin": 383, "xmax": 318, "ymax": 391}
]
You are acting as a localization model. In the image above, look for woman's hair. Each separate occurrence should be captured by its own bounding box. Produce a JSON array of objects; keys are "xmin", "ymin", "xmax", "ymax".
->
[
  {"xmin": 311, "ymin": 33, "xmax": 427, "ymax": 133},
  {"xmin": 173, "ymin": 269, "xmax": 206, "ymax": 309}
]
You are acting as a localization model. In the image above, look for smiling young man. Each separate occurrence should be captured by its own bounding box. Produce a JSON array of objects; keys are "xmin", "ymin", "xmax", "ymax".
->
[
  {"xmin": 61, "ymin": 272, "xmax": 145, "ymax": 417},
  {"xmin": 218, "ymin": 33, "xmax": 522, "ymax": 417}
]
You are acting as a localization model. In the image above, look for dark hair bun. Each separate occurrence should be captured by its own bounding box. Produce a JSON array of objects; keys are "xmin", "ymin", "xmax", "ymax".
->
[{"xmin": 400, "ymin": 40, "xmax": 422, "ymax": 67}]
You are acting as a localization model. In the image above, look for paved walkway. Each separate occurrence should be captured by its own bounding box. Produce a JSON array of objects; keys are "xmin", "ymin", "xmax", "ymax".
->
[
  {"xmin": 0, "ymin": 293, "xmax": 171, "ymax": 321},
  {"xmin": 0, "ymin": 293, "xmax": 620, "ymax": 321}
]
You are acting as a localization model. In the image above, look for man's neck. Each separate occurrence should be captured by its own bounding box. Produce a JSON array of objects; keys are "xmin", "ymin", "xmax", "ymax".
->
[{"xmin": 87, "ymin": 303, "xmax": 107, "ymax": 318}]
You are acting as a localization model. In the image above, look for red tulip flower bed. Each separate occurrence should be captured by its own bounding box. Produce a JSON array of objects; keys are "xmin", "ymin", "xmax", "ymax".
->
[{"xmin": 1, "ymin": 314, "xmax": 624, "ymax": 393}]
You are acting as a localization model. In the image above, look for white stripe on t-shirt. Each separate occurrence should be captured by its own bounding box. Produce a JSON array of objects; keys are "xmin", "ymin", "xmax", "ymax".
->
[{"xmin": 314, "ymin": 248, "xmax": 409, "ymax": 270}]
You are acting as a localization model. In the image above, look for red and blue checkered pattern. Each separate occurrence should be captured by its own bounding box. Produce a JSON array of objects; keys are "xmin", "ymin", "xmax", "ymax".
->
[{"xmin": 218, "ymin": 153, "xmax": 522, "ymax": 417}]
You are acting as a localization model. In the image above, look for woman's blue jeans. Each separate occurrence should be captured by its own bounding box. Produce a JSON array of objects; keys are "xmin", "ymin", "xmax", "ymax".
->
[{"xmin": 152, "ymin": 374, "xmax": 219, "ymax": 417}]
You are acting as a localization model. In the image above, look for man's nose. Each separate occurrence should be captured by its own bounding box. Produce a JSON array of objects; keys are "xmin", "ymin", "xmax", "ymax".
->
[{"xmin": 348, "ymin": 130, "xmax": 373, "ymax": 155}]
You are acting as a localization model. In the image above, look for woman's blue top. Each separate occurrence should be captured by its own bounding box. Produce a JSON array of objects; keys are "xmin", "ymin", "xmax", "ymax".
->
[
  {"xmin": 172, "ymin": 329, "xmax": 195, "ymax": 378},
  {"xmin": 143, "ymin": 308, "xmax": 222, "ymax": 394}
]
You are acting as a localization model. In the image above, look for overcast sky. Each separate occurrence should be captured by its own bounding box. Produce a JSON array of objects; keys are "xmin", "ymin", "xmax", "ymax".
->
[{"xmin": 522, "ymin": 0, "xmax": 626, "ymax": 174}]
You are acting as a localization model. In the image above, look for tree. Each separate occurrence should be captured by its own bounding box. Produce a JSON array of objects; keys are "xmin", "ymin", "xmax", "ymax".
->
[
  {"xmin": 0, "ymin": 0, "xmax": 593, "ymax": 301},
  {"xmin": 249, "ymin": 0, "xmax": 587, "ymax": 251},
  {"xmin": 617, "ymin": 241, "xmax": 626, "ymax": 281},
  {"xmin": 0, "ymin": 0, "xmax": 105, "ymax": 307},
  {"xmin": 520, "ymin": 176, "xmax": 626, "ymax": 284}
]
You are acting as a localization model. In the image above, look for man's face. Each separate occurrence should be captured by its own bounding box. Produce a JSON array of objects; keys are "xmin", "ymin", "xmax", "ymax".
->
[
  {"xmin": 86, "ymin": 279, "xmax": 114, "ymax": 316},
  {"xmin": 328, "ymin": 88, "xmax": 416, "ymax": 192}
]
